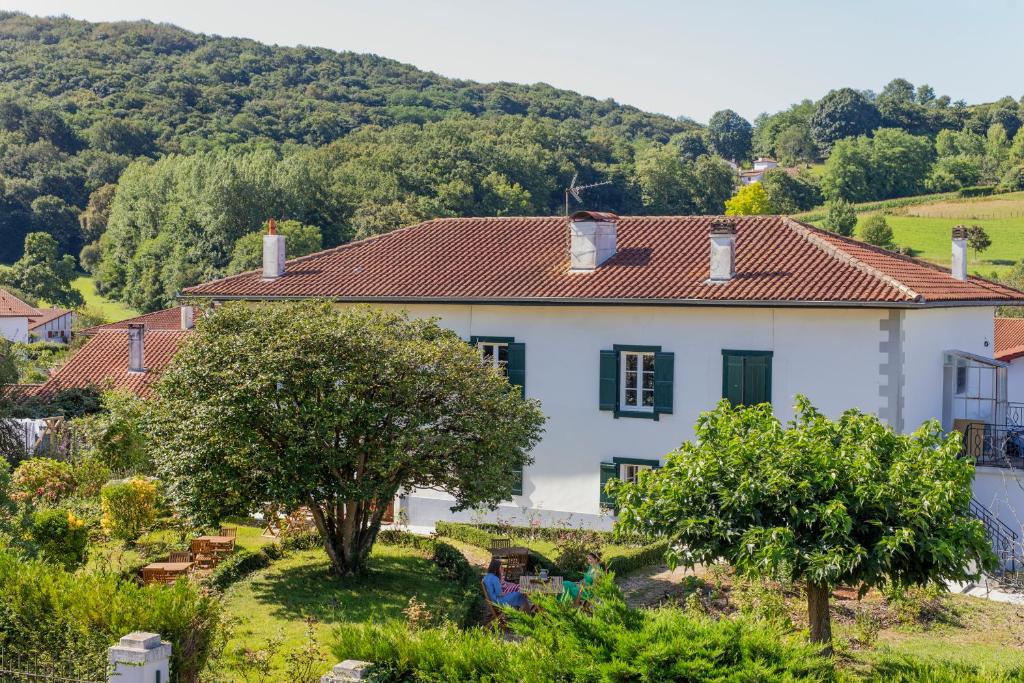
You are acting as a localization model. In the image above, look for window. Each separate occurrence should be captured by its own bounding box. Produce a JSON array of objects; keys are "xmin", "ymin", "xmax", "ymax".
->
[
  {"xmin": 620, "ymin": 351, "xmax": 655, "ymax": 412},
  {"xmin": 600, "ymin": 457, "xmax": 660, "ymax": 509},
  {"xmin": 599, "ymin": 345, "xmax": 673, "ymax": 419},
  {"xmin": 478, "ymin": 341, "xmax": 509, "ymax": 377},
  {"xmin": 722, "ymin": 350, "xmax": 772, "ymax": 406}
]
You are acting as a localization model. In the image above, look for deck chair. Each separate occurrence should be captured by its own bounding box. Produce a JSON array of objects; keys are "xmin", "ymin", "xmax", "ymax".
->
[
  {"xmin": 490, "ymin": 537, "xmax": 511, "ymax": 553},
  {"xmin": 480, "ymin": 578, "xmax": 507, "ymax": 629},
  {"xmin": 168, "ymin": 551, "xmax": 192, "ymax": 564}
]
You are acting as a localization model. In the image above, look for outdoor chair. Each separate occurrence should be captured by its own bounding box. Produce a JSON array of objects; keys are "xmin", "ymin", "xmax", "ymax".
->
[
  {"xmin": 219, "ymin": 526, "xmax": 238, "ymax": 538},
  {"xmin": 168, "ymin": 551, "xmax": 192, "ymax": 564},
  {"xmin": 190, "ymin": 539, "xmax": 217, "ymax": 569},
  {"xmin": 490, "ymin": 537, "xmax": 511, "ymax": 553},
  {"xmin": 479, "ymin": 578, "xmax": 507, "ymax": 630},
  {"xmin": 503, "ymin": 553, "xmax": 527, "ymax": 581}
]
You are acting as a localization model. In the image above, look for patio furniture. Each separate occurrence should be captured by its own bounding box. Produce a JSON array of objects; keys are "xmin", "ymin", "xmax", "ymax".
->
[
  {"xmin": 196, "ymin": 534, "xmax": 236, "ymax": 556},
  {"xmin": 479, "ymin": 577, "xmax": 507, "ymax": 629},
  {"xmin": 142, "ymin": 561, "xmax": 193, "ymax": 585},
  {"xmin": 518, "ymin": 574, "xmax": 564, "ymax": 595},
  {"xmin": 218, "ymin": 526, "xmax": 237, "ymax": 538},
  {"xmin": 168, "ymin": 551, "xmax": 192, "ymax": 563},
  {"xmin": 190, "ymin": 538, "xmax": 217, "ymax": 569},
  {"xmin": 490, "ymin": 537, "xmax": 511, "ymax": 552},
  {"xmin": 503, "ymin": 551, "xmax": 528, "ymax": 581}
]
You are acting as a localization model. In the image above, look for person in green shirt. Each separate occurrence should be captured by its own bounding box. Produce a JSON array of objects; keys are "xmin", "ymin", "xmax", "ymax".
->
[{"xmin": 563, "ymin": 552, "xmax": 602, "ymax": 603}]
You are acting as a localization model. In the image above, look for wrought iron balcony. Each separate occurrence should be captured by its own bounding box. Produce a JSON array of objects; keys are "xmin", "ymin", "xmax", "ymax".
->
[
  {"xmin": 1009, "ymin": 402, "xmax": 1024, "ymax": 428},
  {"xmin": 961, "ymin": 422, "xmax": 1024, "ymax": 469}
]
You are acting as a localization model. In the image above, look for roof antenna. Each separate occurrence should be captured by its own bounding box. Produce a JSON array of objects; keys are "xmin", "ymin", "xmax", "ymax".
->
[{"xmin": 564, "ymin": 173, "xmax": 612, "ymax": 215}]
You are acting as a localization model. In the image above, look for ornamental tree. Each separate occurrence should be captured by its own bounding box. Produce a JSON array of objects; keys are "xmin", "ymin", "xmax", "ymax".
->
[
  {"xmin": 612, "ymin": 397, "xmax": 994, "ymax": 651},
  {"xmin": 724, "ymin": 182, "xmax": 771, "ymax": 216},
  {"xmin": 150, "ymin": 302, "xmax": 545, "ymax": 576}
]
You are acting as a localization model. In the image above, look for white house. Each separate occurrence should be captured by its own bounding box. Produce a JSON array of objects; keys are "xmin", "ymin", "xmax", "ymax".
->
[
  {"xmin": 28, "ymin": 308, "xmax": 75, "ymax": 343},
  {"xmin": 1, "ymin": 288, "xmax": 37, "ymax": 342},
  {"xmin": 182, "ymin": 213, "xmax": 1024, "ymax": 534},
  {"xmin": 739, "ymin": 157, "xmax": 780, "ymax": 185}
]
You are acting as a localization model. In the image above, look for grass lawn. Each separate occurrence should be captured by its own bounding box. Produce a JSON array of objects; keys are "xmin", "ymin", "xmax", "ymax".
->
[
  {"xmin": 216, "ymin": 545, "xmax": 470, "ymax": 681},
  {"xmin": 72, "ymin": 275, "xmax": 139, "ymax": 322}
]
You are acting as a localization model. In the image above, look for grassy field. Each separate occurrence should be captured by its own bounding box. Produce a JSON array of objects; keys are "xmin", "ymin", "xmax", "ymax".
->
[
  {"xmin": 72, "ymin": 275, "xmax": 139, "ymax": 322},
  {"xmin": 807, "ymin": 192, "xmax": 1024, "ymax": 278},
  {"xmin": 216, "ymin": 545, "xmax": 470, "ymax": 681}
]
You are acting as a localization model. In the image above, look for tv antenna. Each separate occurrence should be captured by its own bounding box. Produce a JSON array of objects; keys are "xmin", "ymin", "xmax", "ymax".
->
[{"xmin": 564, "ymin": 173, "xmax": 612, "ymax": 215}]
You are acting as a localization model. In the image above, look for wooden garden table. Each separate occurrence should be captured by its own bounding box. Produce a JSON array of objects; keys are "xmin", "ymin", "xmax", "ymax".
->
[
  {"xmin": 142, "ymin": 562, "xmax": 193, "ymax": 584},
  {"xmin": 490, "ymin": 546, "xmax": 529, "ymax": 561},
  {"xmin": 195, "ymin": 535, "xmax": 236, "ymax": 553},
  {"xmin": 518, "ymin": 575, "xmax": 564, "ymax": 595}
]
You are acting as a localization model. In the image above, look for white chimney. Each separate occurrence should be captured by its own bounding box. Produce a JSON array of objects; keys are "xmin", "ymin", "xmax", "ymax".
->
[
  {"xmin": 708, "ymin": 218, "xmax": 737, "ymax": 282},
  {"xmin": 569, "ymin": 211, "xmax": 618, "ymax": 272},
  {"xmin": 262, "ymin": 218, "xmax": 286, "ymax": 279},
  {"xmin": 127, "ymin": 323, "xmax": 145, "ymax": 373},
  {"xmin": 180, "ymin": 305, "xmax": 194, "ymax": 330},
  {"xmin": 951, "ymin": 225, "xmax": 968, "ymax": 281}
]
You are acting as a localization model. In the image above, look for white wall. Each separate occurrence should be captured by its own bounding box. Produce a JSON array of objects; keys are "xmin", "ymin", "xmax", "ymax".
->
[
  {"xmin": 1009, "ymin": 358, "xmax": 1024, "ymax": 405},
  {"xmin": 30, "ymin": 313, "xmax": 74, "ymax": 343},
  {"xmin": 0, "ymin": 317, "xmax": 28, "ymax": 343},
  {"xmin": 973, "ymin": 467, "xmax": 1024, "ymax": 549}
]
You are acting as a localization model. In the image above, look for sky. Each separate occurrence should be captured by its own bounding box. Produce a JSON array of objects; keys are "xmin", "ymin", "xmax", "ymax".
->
[{"xmin": 1, "ymin": 0, "xmax": 1022, "ymax": 123}]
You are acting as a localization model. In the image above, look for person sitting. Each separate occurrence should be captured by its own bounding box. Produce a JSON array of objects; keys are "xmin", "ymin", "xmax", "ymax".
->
[
  {"xmin": 483, "ymin": 559, "xmax": 532, "ymax": 612},
  {"xmin": 562, "ymin": 551, "xmax": 602, "ymax": 603}
]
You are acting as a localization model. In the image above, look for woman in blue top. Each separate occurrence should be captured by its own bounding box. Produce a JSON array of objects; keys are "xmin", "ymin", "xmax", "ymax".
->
[{"xmin": 483, "ymin": 559, "xmax": 532, "ymax": 612}]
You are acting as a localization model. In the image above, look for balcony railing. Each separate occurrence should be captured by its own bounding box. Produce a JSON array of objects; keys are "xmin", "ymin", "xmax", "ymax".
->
[
  {"xmin": 961, "ymin": 422, "xmax": 1024, "ymax": 469},
  {"xmin": 1009, "ymin": 402, "xmax": 1024, "ymax": 428}
]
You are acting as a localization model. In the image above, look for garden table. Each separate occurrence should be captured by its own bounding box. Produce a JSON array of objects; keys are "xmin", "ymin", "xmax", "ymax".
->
[
  {"xmin": 195, "ymin": 535, "xmax": 236, "ymax": 554},
  {"xmin": 518, "ymin": 575, "xmax": 564, "ymax": 595},
  {"xmin": 142, "ymin": 562, "xmax": 193, "ymax": 585},
  {"xmin": 490, "ymin": 545, "xmax": 529, "ymax": 560}
]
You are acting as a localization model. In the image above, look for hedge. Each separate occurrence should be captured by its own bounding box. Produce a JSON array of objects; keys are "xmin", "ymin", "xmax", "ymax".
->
[
  {"xmin": 605, "ymin": 540, "xmax": 670, "ymax": 576},
  {"xmin": 959, "ymin": 185, "xmax": 997, "ymax": 198},
  {"xmin": 205, "ymin": 544, "xmax": 284, "ymax": 591}
]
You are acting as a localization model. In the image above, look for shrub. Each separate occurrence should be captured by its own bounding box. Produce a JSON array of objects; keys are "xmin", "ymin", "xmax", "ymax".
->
[
  {"xmin": 69, "ymin": 390, "xmax": 153, "ymax": 474},
  {"xmin": 101, "ymin": 478, "xmax": 158, "ymax": 542},
  {"xmin": 332, "ymin": 575, "xmax": 836, "ymax": 682},
  {"xmin": 71, "ymin": 455, "xmax": 113, "ymax": 498},
  {"xmin": 0, "ymin": 548, "xmax": 220, "ymax": 683},
  {"xmin": 435, "ymin": 521, "xmax": 494, "ymax": 549},
  {"xmin": 30, "ymin": 508, "xmax": 88, "ymax": 570},
  {"xmin": 10, "ymin": 457, "xmax": 76, "ymax": 505},
  {"xmin": 859, "ymin": 214, "xmax": 896, "ymax": 249},
  {"xmin": 605, "ymin": 540, "xmax": 669, "ymax": 576},
  {"xmin": 279, "ymin": 529, "xmax": 322, "ymax": 551},
  {"xmin": 553, "ymin": 527, "xmax": 604, "ymax": 576},
  {"xmin": 958, "ymin": 185, "xmax": 996, "ymax": 198},
  {"xmin": 206, "ymin": 548, "xmax": 276, "ymax": 591},
  {"xmin": 824, "ymin": 198, "xmax": 857, "ymax": 236}
]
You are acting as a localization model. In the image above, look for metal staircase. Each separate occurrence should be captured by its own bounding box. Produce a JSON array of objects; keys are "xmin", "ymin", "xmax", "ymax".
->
[{"xmin": 969, "ymin": 497, "xmax": 1024, "ymax": 588}]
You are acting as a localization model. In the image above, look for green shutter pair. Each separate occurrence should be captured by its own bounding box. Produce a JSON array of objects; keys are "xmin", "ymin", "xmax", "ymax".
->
[
  {"xmin": 599, "ymin": 457, "xmax": 661, "ymax": 510},
  {"xmin": 598, "ymin": 346, "xmax": 674, "ymax": 419},
  {"xmin": 470, "ymin": 336, "xmax": 526, "ymax": 497},
  {"xmin": 722, "ymin": 350, "xmax": 772, "ymax": 406}
]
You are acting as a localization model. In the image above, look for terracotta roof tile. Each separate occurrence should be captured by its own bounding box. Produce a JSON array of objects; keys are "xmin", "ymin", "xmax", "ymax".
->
[
  {"xmin": 27, "ymin": 308, "xmax": 72, "ymax": 330},
  {"xmin": 82, "ymin": 306, "xmax": 190, "ymax": 334},
  {"xmin": 0, "ymin": 288, "xmax": 38, "ymax": 317},
  {"xmin": 182, "ymin": 215, "xmax": 1024, "ymax": 307},
  {"xmin": 23, "ymin": 330, "xmax": 189, "ymax": 399},
  {"xmin": 995, "ymin": 318, "xmax": 1024, "ymax": 362}
]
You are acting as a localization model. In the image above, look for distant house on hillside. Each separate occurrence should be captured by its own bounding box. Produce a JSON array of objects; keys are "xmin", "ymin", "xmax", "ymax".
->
[
  {"xmin": 0, "ymin": 288, "xmax": 75, "ymax": 344},
  {"xmin": 739, "ymin": 157, "xmax": 780, "ymax": 185}
]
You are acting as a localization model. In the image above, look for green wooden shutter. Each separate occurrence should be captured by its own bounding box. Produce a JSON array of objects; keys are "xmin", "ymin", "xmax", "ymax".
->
[
  {"xmin": 653, "ymin": 351, "xmax": 674, "ymax": 415},
  {"xmin": 599, "ymin": 461, "xmax": 617, "ymax": 508},
  {"xmin": 723, "ymin": 353, "xmax": 745, "ymax": 405},
  {"xmin": 506, "ymin": 342, "xmax": 526, "ymax": 398},
  {"xmin": 510, "ymin": 467, "xmax": 523, "ymax": 496},
  {"xmin": 599, "ymin": 350, "xmax": 618, "ymax": 411},
  {"xmin": 743, "ymin": 354, "xmax": 771, "ymax": 405}
]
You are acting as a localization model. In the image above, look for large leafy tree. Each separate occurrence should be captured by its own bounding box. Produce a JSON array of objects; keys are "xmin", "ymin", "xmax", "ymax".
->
[
  {"xmin": 707, "ymin": 109, "xmax": 753, "ymax": 163},
  {"xmin": 724, "ymin": 182, "xmax": 771, "ymax": 216},
  {"xmin": 0, "ymin": 232, "xmax": 83, "ymax": 307},
  {"xmin": 612, "ymin": 398, "xmax": 994, "ymax": 651},
  {"xmin": 150, "ymin": 302, "xmax": 546, "ymax": 576},
  {"xmin": 809, "ymin": 88, "xmax": 882, "ymax": 153}
]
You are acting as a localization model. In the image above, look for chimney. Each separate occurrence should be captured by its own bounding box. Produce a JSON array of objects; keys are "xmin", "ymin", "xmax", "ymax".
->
[
  {"xmin": 708, "ymin": 218, "xmax": 737, "ymax": 282},
  {"xmin": 951, "ymin": 225, "xmax": 968, "ymax": 281},
  {"xmin": 262, "ymin": 218, "xmax": 286, "ymax": 279},
  {"xmin": 127, "ymin": 323, "xmax": 145, "ymax": 373},
  {"xmin": 568, "ymin": 211, "xmax": 618, "ymax": 272},
  {"xmin": 180, "ymin": 305, "xmax": 194, "ymax": 330}
]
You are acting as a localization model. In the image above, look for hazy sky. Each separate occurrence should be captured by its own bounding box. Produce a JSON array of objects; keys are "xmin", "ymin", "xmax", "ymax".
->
[{"xmin": 2, "ymin": 0, "xmax": 1022, "ymax": 123}]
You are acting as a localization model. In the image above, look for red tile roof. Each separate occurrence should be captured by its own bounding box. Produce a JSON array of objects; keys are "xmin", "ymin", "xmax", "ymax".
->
[
  {"xmin": 995, "ymin": 318, "xmax": 1024, "ymax": 362},
  {"xmin": 82, "ymin": 306, "xmax": 190, "ymax": 334},
  {"xmin": 182, "ymin": 215, "xmax": 1024, "ymax": 307},
  {"xmin": 0, "ymin": 288, "xmax": 38, "ymax": 317},
  {"xmin": 27, "ymin": 308, "xmax": 72, "ymax": 330},
  {"xmin": 15, "ymin": 330, "xmax": 189, "ymax": 400}
]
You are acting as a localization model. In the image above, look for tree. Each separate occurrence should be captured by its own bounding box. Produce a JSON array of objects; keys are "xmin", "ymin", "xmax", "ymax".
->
[
  {"xmin": 150, "ymin": 302, "xmax": 546, "ymax": 576},
  {"xmin": 859, "ymin": 214, "xmax": 895, "ymax": 249},
  {"xmin": 30, "ymin": 195, "xmax": 81, "ymax": 257},
  {"xmin": 0, "ymin": 232, "xmax": 83, "ymax": 308},
  {"xmin": 966, "ymin": 225, "xmax": 992, "ymax": 256},
  {"xmin": 634, "ymin": 144, "xmax": 697, "ymax": 214},
  {"xmin": 227, "ymin": 219, "xmax": 323, "ymax": 275},
  {"xmin": 724, "ymin": 182, "xmax": 772, "ymax": 216},
  {"xmin": 79, "ymin": 184, "xmax": 116, "ymax": 244},
  {"xmin": 612, "ymin": 398, "xmax": 995, "ymax": 650},
  {"xmin": 692, "ymin": 155, "xmax": 738, "ymax": 214},
  {"xmin": 821, "ymin": 129, "xmax": 932, "ymax": 202},
  {"xmin": 673, "ymin": 130, "xmax": 709, "ymax": 161},
  {"xmin": 823, "ymin": 199, "xmax": 857, "ymax": 237},
  {"xmin": 707, "ymin": 109, "xmax": 753, "ymax": 162},
  {"xmin": 774, "ymin": 124, "xmax": 816, "ymax": 166},
  {"xmin": 760, "ymin": 168, "xmax": 822, "ymax": 214},
  {"xmin": 809, "ymin": 88, "xmax": 882, "ymax": 153}
]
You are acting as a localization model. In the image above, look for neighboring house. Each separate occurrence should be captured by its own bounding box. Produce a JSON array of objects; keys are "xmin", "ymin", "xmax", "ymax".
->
[
  {"xmin": 738, "ymin": 157, "xmax": 779, "ymax": 185},
  {"xmin": 996, "ymin": 317, "xmax": 1024, "ymax": 405},
  {"xmin": 7, "ymin": 306, "xmax": 195, "ymax": 401},
  {"xmin": 0, "ymin": 288, "xmax": 37, "ymax": 342},
  {"xmin": 181, "ymin": 213, "xmax": 1024, "ymax": 533},
  {"xmin": 28, "ymin": 308, "xmax": 75, "ymax": 343},
  {"xmin": 81, "ymin": 305, "xmax": 196, "ymax": 335}
]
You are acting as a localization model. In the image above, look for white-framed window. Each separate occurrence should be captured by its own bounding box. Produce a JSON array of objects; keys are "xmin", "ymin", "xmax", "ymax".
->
[
  {"xmin": 619, "ymin": 351, "xmax": 655, "ymax": 412},
  {"xmin": 478, "ymin": 341, "xmax": 509, "ymax": 377},
  {"xmin": 619, "ymin": 462, "xmax": 651, "ymax": 484}
]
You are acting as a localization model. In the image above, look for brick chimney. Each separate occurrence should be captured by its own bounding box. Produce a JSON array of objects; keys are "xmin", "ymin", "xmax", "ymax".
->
[
  {"xmin": 262, "ymin": 218, "xmax": 285, "ymax": 279},
  {"xmin": 951, "ymin": 225, "xmax": 968, "ymax": 281},
  {"xmin": 708, "ymin": 218, "xmax": 737, "ymax": 282},
  {"xmin": 127, "ymin": 323, "xmax": 145, "ymax": 373}
]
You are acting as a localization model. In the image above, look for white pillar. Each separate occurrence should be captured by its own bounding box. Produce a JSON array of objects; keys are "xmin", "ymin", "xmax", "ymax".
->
[
  {"xmin": 108, "ymin": 632, "xmax": 171, "ymax": 683},
  {"xmin": 951, "ymin": 225, "xmax": 968, "ymax": 281}
]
